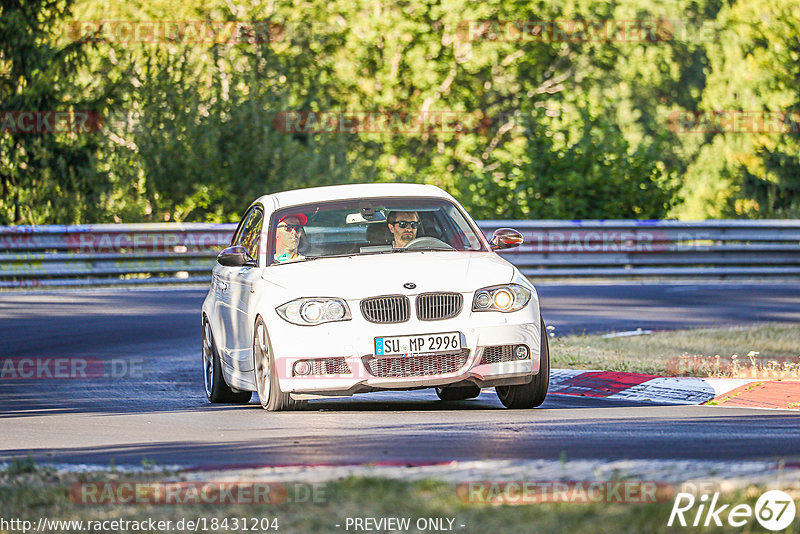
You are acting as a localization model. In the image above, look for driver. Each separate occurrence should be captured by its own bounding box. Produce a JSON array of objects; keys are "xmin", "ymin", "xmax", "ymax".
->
[
  {"xmin": 274, "ymin": 213, "xmax": 307, "ymax": 263},
  {"xmin": 387, "ymin": 211, "xmax": 420, "ymax": 248}
]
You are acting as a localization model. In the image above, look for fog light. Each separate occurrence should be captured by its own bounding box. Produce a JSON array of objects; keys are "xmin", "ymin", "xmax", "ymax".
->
[
  {"xmin": 293, "ymin": 360, "xmax": 311, "ymax": 376},
  {"xmin": 514, "ymin": 345, "xmax": 529, "ymax": 359}
]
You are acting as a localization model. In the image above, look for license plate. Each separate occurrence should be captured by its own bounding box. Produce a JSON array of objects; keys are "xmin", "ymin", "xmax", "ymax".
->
[{"xmin": 374, "ymin": 332, "xmax": 461, "ymax": 357}]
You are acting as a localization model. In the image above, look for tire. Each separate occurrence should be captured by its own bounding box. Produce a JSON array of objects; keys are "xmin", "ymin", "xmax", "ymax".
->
[
  {"xmin": 436, "ymin": 384, "xmax": 481, "ymax": 401},
  {"xmin": 496, "ymin": 316, "xmax": 550, "ymax": 409},
  {"xmin": 203, "ymin": 319, "xmax": 252, "ymax": 404},
  {"xmin": 253, "ymin": 317, "xmax": 306, "ymax": 411}
]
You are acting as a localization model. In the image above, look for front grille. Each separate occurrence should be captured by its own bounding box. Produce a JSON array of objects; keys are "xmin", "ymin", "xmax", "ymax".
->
[
  {"xmin": 480, "ymin": 345, "xmax": 529, "ymax": 364},
  {"xmin": 360, "ymin": 295, "xmax": 410, "ymax": 323},
  {"xmin": 416, "ymin": 292, "xmax": 463, "ymax": 321},
  {"xmin": 365, "ymin": 349, "xmax": 470, "ymax": 378},
  {"xmin": 308, "ymin": 357, "xmax": 350, "ymax": 375}
]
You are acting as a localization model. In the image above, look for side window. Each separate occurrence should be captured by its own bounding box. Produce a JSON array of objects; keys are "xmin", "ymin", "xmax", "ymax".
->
[
  {"xmin": 233, "ymin": 206, "xmax": 264, "ymax": 263},
  {"xmin": 231, "ymin": 210, "xmax": 253, "ymax": 247},
  {"xmin": 242, "ymin": 209, "xmax": 263, "ymax": 261}
]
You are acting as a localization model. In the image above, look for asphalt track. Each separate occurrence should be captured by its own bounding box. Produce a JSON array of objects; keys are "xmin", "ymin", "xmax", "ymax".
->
[{"xmin": 0, "ymin": 282, "xmax": 799, "ymax": 468}]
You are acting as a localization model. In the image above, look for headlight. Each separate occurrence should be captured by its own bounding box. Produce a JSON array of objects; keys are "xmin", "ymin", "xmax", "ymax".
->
[
  {"xmin": 472, "ymin": 284, "xmax": 531, "ymax": 312},
  {"xmin": 276, "ymin": 298, "xmax": 352, "ymax": 326}
]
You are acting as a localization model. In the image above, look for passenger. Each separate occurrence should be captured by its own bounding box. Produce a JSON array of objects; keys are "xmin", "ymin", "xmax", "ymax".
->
[
  {"xmin": 274, "ymin": 213, "xmax": 307, "ymax": 263},
  {"xmin": 387, "ymin": 211, "xmax": 420, "ymax": 248}
]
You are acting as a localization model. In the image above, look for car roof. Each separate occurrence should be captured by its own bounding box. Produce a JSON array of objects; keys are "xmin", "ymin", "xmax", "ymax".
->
[{"xmin": 255, "ymin": 183, "xmax": 454, "ymax": 210}]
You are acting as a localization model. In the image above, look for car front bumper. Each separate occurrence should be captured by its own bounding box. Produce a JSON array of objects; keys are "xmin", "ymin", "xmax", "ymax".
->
[{"xmin": 266, "ymin": 299, "xmax": 542, "ymax": 397}]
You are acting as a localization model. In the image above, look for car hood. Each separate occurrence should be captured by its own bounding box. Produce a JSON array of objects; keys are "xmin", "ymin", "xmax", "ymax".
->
[{"xmin": 262, "ymin": 251, "xmax": 517, "ymax": 299}]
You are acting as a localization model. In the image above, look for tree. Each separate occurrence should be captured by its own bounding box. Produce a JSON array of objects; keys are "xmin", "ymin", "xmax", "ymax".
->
[
  {"xmin": 678, "ymin": 0, "xmax": 800, "ymax": 218},
  {"xmin": 0, "ymin": 0, "xmax": 119, "ymax": 224}
]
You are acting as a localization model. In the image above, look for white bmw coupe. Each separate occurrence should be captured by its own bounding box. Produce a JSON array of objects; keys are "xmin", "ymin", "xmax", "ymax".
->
[{"xmin": 201, "ymin": 183, "xmax": 549, "ymax": 410}]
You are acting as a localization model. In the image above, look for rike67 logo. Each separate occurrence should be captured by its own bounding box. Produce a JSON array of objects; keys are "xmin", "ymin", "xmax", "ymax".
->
[{"xmin": 668, "ymin": 490, "xmax": 796, "ymax": 531}]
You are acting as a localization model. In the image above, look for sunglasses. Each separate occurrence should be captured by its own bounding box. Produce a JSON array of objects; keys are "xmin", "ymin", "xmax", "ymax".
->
[
  {"xmin": 277, "ymin": 224, "xmax": 303, "ymax": 233},
  {"xmin": 393, "ymin": 220, "xmax": 419, "ymax": 229}
]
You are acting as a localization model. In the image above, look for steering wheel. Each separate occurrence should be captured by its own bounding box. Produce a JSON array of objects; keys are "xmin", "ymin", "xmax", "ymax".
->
[{"xmin": 404, "ymin": 237, "xmax": 454, "ymax": 250}]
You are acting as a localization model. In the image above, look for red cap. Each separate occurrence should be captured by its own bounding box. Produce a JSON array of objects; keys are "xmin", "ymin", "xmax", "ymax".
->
[{"xmin": 278, "ymin": 213, "xmax": 307, "ymax": 225}]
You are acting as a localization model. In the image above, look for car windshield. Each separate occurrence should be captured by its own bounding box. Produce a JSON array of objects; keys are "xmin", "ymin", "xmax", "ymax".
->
[{"xmin": 267, "ymin": 197, "xmax": 486, "ymax": 265}]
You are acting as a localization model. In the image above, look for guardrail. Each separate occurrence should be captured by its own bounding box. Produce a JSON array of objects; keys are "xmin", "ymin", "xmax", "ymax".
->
[
  {"xmin": 0, "ymin": 223, "xmax": 234, "ymax": 288},
  {"xmin": 1, "ymin": 220, "xmax": 799, "ymax": 288},
  {"xmin": 482, "ymin": 220, "xmax": 800, "ymax": 278}
]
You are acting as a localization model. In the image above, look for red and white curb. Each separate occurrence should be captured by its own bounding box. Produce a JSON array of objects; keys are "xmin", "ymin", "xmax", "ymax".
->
[{"xmin": 549, "ymin": 369, "xmax": 800, "ymax": 409}]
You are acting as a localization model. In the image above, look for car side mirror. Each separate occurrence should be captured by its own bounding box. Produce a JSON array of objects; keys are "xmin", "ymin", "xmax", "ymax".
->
[
  {"xmin": 217, "ymin": 246, "xmax": 256, "ymax": 267},
  {"xmin": 490, "ymin": 228, "xmax": 523, "ymax": 250}
]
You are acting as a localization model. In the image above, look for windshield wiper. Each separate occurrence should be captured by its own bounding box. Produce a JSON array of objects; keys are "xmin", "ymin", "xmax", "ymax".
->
[
  {"xmin": 381, "ymin": 247, "xmax": 454, "ymax": 253},
  {"xmin": 301, "ymin": 249, "xmax": 456, "ymax": 261},
  {"xmin": 302, "ymin": 253, "xmax": 355, "ymax": 260}
]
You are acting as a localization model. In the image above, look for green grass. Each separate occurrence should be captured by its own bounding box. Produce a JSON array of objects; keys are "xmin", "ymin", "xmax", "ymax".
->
[
  {"xmin": 551, "ymin": 323, "xmax": 800, "ymax": 377},
  {"xmin": 1, "ymin": 468, "xmax": 797, "ymax": 533}
]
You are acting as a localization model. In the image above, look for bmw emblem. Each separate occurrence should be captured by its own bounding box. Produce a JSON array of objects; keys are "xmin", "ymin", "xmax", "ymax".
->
[{"xmin": 403, "ymin": 282, "xmax": 416, "ymax": 289}]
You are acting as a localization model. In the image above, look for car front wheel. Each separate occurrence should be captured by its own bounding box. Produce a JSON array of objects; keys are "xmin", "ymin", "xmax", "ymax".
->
[
  {"xmin": 253, "ymin": 317, "xmax": 305, "ymax": 411},
  {"xmin": 495, "ymin": 316, "xmax": 550, "ymax": 409},
  {"xmin": 203, "ymin": 319, "xmax": 252, "ymax": 404}
]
